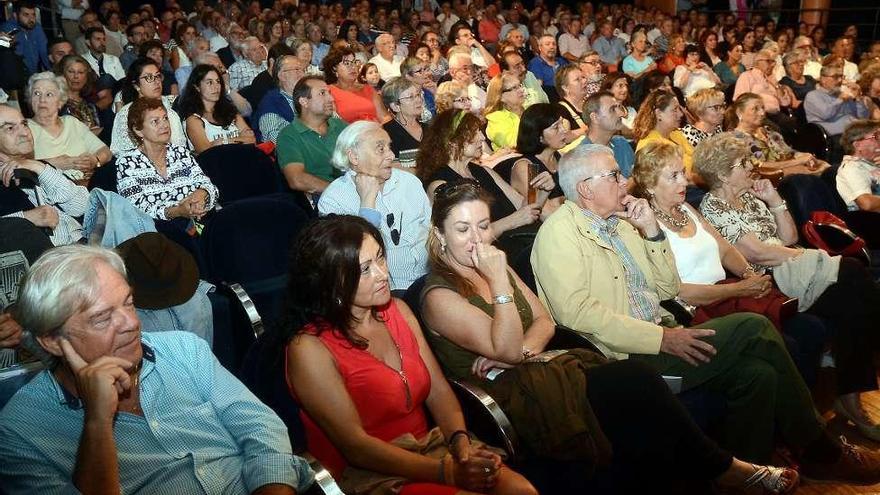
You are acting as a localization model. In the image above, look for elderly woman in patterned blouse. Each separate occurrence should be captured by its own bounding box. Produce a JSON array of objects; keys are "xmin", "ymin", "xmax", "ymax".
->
[{"xmin": 116, "ymin": 97, "xmax": 218, "ymax": 221}]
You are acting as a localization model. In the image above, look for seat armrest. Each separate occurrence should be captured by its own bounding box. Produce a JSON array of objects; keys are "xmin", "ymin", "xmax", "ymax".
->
[
  {"xmin": 226, "ymin": 282, "xmax": 265, "ymax": 338},
  {"xmin": 302, "ymin": 452, "xmax": 344, "ymax": 495},
  {"xmin": 448, "ymin": 379, "xmax": 521, "ymax": 464},
  {"xmin": 547, "ymin": 325, "xmax": 607, "ymax": 358}
]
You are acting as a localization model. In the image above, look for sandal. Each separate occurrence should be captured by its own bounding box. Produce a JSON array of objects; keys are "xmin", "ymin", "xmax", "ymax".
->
[{"xmin": 741, "ymin": 464, "xmax": 799, "ymax": 494}]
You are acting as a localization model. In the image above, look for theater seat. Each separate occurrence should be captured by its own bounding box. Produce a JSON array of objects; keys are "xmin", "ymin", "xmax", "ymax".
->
[
  {"xmin": 0, "ymin": 362, "xmax": 43, "ymax": 411},
  {"xmin": 791, "ymin": 122, "xmax": 831, "ymax": 161},
  {"xmin": 196, "ymin": 144, "xmax": 284, "ymax": 205}
]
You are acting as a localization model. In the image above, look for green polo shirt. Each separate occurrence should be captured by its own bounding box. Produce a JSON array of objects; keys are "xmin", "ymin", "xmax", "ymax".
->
[{"xmin": 276, "ymin": 117, "xmax": 347, "ymax": 181}]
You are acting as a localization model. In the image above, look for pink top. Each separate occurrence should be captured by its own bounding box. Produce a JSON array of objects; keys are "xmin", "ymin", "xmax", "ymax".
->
[
  {"xmin": 329, "ymin": 84, "xmax": 379, "ymax": 123},
  {"xmin": 290, "ymin": 300, "xmax": 432, "ymax": 476},
  {"xmin": 733, "ymin": 68, "xmax": 790, "ymax": 114}
]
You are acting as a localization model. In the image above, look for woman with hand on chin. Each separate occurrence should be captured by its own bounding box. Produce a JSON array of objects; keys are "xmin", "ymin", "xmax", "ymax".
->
[
  {"xmin": 178, "ymin": 64, "xmax": 255, "ymax": 154},
  {"xmin": 280, "ymin": 214, "xmax": 538, "ymax": 495},
  {"xmin": 116, "ymin": 97, "xmax": 218, "ymax": 222},
  {"xmin": 421, "ymin": 181, "xmax": 800, "ymax": 493}
]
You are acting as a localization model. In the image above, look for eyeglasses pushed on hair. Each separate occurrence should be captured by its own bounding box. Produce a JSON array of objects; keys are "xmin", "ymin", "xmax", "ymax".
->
[{"xmin": 434, "ymin": 179, "xmax": 482, "ymax": 200}]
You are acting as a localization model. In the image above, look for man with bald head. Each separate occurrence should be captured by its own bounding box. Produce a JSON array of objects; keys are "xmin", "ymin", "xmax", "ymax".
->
[
  {"xmin": 369, "ymin": 33, "xmax": 404, "ymax": 81},
  {"xmin": 0, "ymin": 105, "xmax": 88, "ymax": 246}
]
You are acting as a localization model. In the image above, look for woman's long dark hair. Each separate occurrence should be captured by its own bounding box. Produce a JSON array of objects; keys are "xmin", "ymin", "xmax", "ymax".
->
[
  {"xmin": 271, "ymin": 214, "xmax": 386, "ymax": 359},
  {"xmin": 119, "ymin": 57, "xmax": 161, "ymax": 105},
  {"xmin": 178, "ymin": 64, "xmax": 238, "ymax": 126}
]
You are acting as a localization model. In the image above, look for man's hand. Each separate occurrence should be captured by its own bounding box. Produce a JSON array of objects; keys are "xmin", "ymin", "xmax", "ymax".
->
[
  {"xmin": 660, "ymin": 326, "xmax": 716, "ymax": 366},
  {"xmin": 0, "ymin": 313, "xmax": 23, "ymax": 348},
  {"xmin": 22, "ymin": 205, "xmax": 60, "ymax": 228},
  {"xmin": 60, "ymin": 339, "xmax": 133, "ymax": 424},
  {"xmin": 615, "ymin": 195, "xmax": 660, "ymax": 237},
  {"xmin": 0, "ymin": 154, "xmax": 46, "ymax": 187},
  {"xmin": 354, "ymin": 173, "xmax": 382, "ymax": 209}
]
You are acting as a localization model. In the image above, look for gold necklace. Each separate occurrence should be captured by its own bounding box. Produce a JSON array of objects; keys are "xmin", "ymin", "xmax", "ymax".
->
[{"xmin": 652, "ymin": 202, "xmax": 689, "ymax": 229}]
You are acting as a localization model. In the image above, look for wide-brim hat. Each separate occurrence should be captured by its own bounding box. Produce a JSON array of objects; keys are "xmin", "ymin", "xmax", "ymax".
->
[{"xmin": 116, "ymin": 233, "xmax": 199, "ymax": 310}]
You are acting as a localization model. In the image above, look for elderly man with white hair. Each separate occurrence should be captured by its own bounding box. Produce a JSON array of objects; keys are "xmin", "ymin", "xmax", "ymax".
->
[
  {"xmin": 369, "ymin": 33, "xmax": 404, "ymax": 81},
  {"xmin": 529, "ymin": 143, "xmax": 880, "ymax": 481},
  {"xmin": 447, "ymin": 51, "xmax": 487, "ymax": 113},
  {"xmin": 317, "ymin": 120, "xmax": 431, "ymax": 292},
  {"xmin": 227, "ymin": 36, "xmax": 267, "ymax": 91},
  {"xmin": 0, "ymin": 245, "xmax": 315, "ymax": 493}
]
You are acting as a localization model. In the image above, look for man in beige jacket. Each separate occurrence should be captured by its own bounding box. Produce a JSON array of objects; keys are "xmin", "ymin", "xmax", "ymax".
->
[{"xmin": 530, "ymin": 143, "xmax": 880, "ymax": 482}]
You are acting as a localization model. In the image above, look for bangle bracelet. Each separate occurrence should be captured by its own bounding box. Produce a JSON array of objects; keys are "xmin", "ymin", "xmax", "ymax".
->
[
  {"xmin": 769, "ymin": 200, "xmax": 787, "ymax": 212},
  {"xmin": 493, "ymin": 293, "xmax": 514, "ymax": 305},
  {"xmin": 447, "ymin": 430, "xmax": 471, "ymax": 449},
  {"xmin": 443, "ymin": 453, "xmax": 455, "ymax": 485}
]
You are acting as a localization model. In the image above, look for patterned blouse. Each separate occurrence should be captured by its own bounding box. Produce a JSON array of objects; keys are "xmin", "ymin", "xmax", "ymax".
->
[
  {"xmin": 735, "ymin": 128, "xmax": 795, "ymax": 163},
  {"xmin": 680, "ymin": 124, "xmax": 722, "ymax": 148},
  {"xmin": 700, "ymin": 192, "xmax": 783, "ymax": 270},
  {"xmin": 116, "ymin": 143, "xmax": 219, "ymax": 220},
  {"xmin": 62, "ymin": 98, "xmax": 100, "ymax": 130}
]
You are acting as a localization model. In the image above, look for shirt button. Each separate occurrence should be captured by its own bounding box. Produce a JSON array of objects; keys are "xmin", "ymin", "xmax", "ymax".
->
[{"xmin": 151, "ymin": 420, "xmax": 159, "ymax": 429}]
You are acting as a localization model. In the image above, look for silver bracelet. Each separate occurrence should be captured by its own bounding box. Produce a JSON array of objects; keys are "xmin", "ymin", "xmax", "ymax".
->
[
  {"xmin": 492, "ymin": 294, "xmax": 514, "ymax": 305},
  {"xmin": 768, "ymin": 200, "xmax": 787, "ymax": 212}
]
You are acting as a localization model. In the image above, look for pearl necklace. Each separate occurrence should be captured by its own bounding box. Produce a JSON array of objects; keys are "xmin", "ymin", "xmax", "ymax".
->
[{"xmin": 652, "ymin": 203, "xmax": 689, "ymax": 230}]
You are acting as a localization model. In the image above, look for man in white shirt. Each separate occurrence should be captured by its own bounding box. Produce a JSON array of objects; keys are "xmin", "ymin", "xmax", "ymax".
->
[
  {"xmin": 436, "ymin": 1, "xmax": 459, "ymax": 37},
  {"xmin": 369, "ymin": 33, "xmax": 404, "ymax": 81},
  {"xmin": 793, "ymin": 36, "xmax": 823, "ymax": 79},
  {"xmin": 558, "ymin": 18, "xmax": 591, "ymax": 63},
  {"xmin": 81, "ymin": 27, "xmax": 125, "ymax": 87},
  {"xmin": 831, "ymin": 36, "xmax": 860, "ymax": 83},
  {"xmin": 448, "ymin": 52, "xmax": 487, "ymax": 113},
  {"xmin": 57, "ymin": 0, "xmax": 88, "ymax": 44},
  {"xmin": 449, "ymin": 23, "xmax": 494, "ymax": 69},
  {"xmin": 836, "ymin": 120, "xmax": 880, "ymax": 248}
]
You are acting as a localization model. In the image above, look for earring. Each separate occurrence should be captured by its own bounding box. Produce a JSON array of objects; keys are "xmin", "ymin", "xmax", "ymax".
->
[
  {"xmin": 335, "ymin": 296, "xmax": 342, "ymax": 305},
  {"xmin": 440, "ymin": 242, "xmax": 447, "ymax": 253}
]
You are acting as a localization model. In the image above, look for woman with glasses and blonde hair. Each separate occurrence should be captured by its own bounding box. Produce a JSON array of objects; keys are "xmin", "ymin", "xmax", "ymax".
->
[
  {"xmin": 435, "ymin": 81, "xmax": 475, "ymax": 114},
  {"xmin": 400, "ymin": 56, "xmax": 437, "ymax": 120},
  {"xmin": 483, "ymin": 74, "xmax": 526, "ymax": 151},
  {"xmin": 323, "ymin": 47, "xmax": 389, "ymax": 123},
  {"xmin": 680, "ymin": 88, "xmax": 726, "ymax": 149},
  {"xmin": 382, "ymin": 77, "xmax": 428, "ymax": 171},
  {"xmin": 696, "ymin": 132, "xmax": 880, "ymax": 443}
]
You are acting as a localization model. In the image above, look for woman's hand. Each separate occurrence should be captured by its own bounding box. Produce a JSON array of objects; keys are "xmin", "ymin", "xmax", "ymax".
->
[
  {"xmin": 529, "ymin": 170, "xmax": 556, "ymax": 192},
  {"xmin": 471, "ymin": 241, "xmax": 508, "ymax": 285},
  {"xmin": 451, "ymin": 447, "xmax": 501, "ymax": 492},
  {"xmin": 508, "ymin": 203, "xmax": 542, "ymax": 228},
  {"xmin": 750, "ymin": 178, "xmax": 782, "ymax": 205},
  {"xmin": 733, "ymin": 273, "xmax": 773, "ymax": 298},
  {"xmin": 471, "ymin": 355, "xmax": 516, "ymax": 379}
]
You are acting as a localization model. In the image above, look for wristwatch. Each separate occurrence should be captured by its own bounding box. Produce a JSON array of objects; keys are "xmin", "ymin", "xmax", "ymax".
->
[{"xmin": 492, "ymin": 293, "xmax": 514, "ymax": 305}]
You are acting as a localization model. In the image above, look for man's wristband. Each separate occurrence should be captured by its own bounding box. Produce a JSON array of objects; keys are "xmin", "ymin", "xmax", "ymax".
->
[{"xmin": 645, "ymin": 230, "xmax": 665, "ymax": 242}]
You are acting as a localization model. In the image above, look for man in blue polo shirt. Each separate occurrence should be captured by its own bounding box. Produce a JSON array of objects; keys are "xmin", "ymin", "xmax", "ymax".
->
[
  {"xmin": 528, "ymin": 34, "xmax": 568, "ymax": 100},
  {"xmin": 580, "ymin": 91, "xmax": 635, "ymax": 177}
]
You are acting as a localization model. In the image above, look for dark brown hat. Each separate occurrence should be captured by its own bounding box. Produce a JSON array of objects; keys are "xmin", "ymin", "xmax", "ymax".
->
[{"xmin": 116, "ymin": 233, "xmax": 199, "ymax": 310}]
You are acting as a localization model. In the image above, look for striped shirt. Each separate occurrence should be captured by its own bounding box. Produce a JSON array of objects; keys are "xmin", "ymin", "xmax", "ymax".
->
[
  {"xmin": 0, "ymin": 331, "xmax": 314, "ymax": 494},
  {"xmin": 318, "ymin": 169, "xmax": 431, "ymax": 291},
  {"xmin": 2, "ymin": 164, "xmax": 88, "ymax": 246},
  {"xmin": 581, "ymin": 209, "xmax": 662, "ymax": 324}
]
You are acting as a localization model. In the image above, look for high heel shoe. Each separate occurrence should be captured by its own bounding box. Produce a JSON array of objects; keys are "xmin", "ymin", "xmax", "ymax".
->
[
  {"xmin": 740, "ymin": 464, "xmax": 799, "ymax": 494},
  {"xmin": 833, "ymin": 398, "xmax": 880, "ymax": 442}
]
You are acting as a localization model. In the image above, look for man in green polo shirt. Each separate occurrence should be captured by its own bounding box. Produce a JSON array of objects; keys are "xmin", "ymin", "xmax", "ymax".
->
[{"xmin": 276, "ymin": 76, "xmax": 348, "ymax": 195}]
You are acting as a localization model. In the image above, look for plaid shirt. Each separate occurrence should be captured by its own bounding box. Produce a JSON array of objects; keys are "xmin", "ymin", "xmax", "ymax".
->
[
  {"xmin": 227, "ymin": 59, "xmax": 267, "ymax": 91},
  {"xmin": 581, "ymin": 208, "xmax": 662, "ymax": 324}
]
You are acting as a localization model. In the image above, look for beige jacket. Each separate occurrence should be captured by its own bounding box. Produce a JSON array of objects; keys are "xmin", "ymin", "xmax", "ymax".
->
[{"xmin": 531, "ymin": 201, "xmax": 681, "ymax": 360}]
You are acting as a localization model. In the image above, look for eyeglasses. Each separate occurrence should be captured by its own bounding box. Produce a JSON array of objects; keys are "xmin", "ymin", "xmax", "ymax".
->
[
  {"xmin": 453, "ymin": 96, "xmax": 472, "ymax": 105},
  {"xmin": 340, "ymin": 58, "xmax": 361, "ymax": 67},
  {"xmin": 502, "ymin": 83, "xmax": 525, "ymax": 92},
  {"xmin": 410, "ymin": 66, "xmax": 430, "ymax": 75},
  {"xmin": 453, "ymin": 65, "xmax": 473, "ymax": 73},
  {"xmin": 386, "ymin": 212, "xmax": 401, "ymax": 245},
  {"xmin": 732, "ymin": 155, "xmax": 761, "ymax": 175},
  {"xmin": 434, "ymin": 178, "xmax": 481, "ymax": 199},
  {"xmin": 582, "ymin": 169, "xmax": 624, "ymax": 183},
  {"xmin": 139, "ymin": 72, "xmax": 164, "ymax": 83},
  {"xmin": 399, "ymin": 91, "xmax": 424, "ymax": 102},
  {"xmin": 755, "ymin": 58, "xmax": 776, "ymax": 64},
  {"xmin": 856, "ymin": 131, "xmax": 880, "ymax": 142},
  {"xmin": 706, "ymin": 103, "xmax": 726, "ymax": 111},
  {"xmin": 581, "ymin": 59, "xmax": 602, "ymax": 66}
]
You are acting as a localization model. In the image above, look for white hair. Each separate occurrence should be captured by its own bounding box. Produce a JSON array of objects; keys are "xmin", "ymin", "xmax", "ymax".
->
[
  {"xmin": 330, "ymin": 120, "xmax": 384, "ymax": 172},
  {"xmin": 26, "ymin": 71, "xmax": 69, "ymax": 107},
  {"xmin": 558, "ymin": 143, "xmax": 615, "ymax": 200},
  {"xmin": 448, "ymin": 51, "xmax": 472, "ymax": 69},
  {"xmin": 16, "ymin": 245, "xmax": 127, "ymax": 339}
]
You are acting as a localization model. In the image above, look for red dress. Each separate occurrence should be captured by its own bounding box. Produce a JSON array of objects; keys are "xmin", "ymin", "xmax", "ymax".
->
[
  {"xmin": 329, "ymin": 84, "xmax": 379, "ymax": 123},
  {"xmin": 291, "ymin": 300, "xmax": 432, "ymax": 476}
]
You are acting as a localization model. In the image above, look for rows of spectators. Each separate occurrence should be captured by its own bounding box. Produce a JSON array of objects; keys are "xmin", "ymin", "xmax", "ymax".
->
[{"xmin": 3, "ymin": 0, "xmax": 880, "ymax": 493}]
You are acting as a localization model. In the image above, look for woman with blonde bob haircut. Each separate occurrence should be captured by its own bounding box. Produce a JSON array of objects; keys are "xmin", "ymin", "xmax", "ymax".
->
[
  {"xmin": 680, "ymin": 88, "xmax": 726, "ymax": 149},
  {"xmin": 483, "ymin": 74, "xmax": 526, "ymax": 151}
]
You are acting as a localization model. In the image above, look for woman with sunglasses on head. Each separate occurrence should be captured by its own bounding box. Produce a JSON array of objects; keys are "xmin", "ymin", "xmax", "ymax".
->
[
  {"xmin": 418, "ymin": 110, "xmax": 554, "ymax": 257},
  {"xmin": 111, "ymin": 57, "xmax": 187, "ymax": 156},
  {"xmin": 697, "ymin": 131, "xmax": 880, "ymax": 443},
  {"xmin": 278, "ymin": 214, "xmax": 538, "ymax": 495},
  {"xmin": 177, "ymin": 64, "xmax": 255, "ymax": 154},
  {"xmin": 420, "ymin": 179, "xmax": 800, "ymax": 493}
]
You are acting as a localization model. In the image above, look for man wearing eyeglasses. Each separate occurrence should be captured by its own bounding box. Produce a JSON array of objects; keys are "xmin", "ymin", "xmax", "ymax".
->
[
  {"xmin": 227, "ymin": 36, "xmax": 267, "ymax": 92},
  {"xmin": 369, "ymin": 33, "xmax": 404, "ymax": 81},
  {"xmin": 733, "ymin": 48, "xmax": 797, "ymax": 129},
  {"xmin": 836, "ymin": 120, "xmax": 880, "ymax": 247},
  {"xmin": 804, "ymin": 64, "xmax": 872, "ymax": 138}
]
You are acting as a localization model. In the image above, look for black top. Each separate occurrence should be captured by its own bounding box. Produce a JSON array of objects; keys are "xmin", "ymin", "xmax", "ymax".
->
[
  {"xmin": 780, "ymin": 75, "xmax": 818, "ymax": 101},
  {"xmin": 429, "ymin": 163, "xmax": 516, "ymax": 221},
  {"xmin": 493, "ymin": 153, "xmax": 564, "ymax": 199},
  {"xmin": 383, "ymin": 119, "xmax": 426, "ymax": 169}
]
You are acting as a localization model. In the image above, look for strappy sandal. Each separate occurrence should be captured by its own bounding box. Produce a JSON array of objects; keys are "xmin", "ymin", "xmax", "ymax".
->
[{"xmin": 741, "ymin": 464, "xmax": 799, "ymax": 494}]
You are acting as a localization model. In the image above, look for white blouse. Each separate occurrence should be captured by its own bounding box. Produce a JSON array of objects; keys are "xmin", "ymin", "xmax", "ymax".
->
[{"xmin": 659, "ymin": 206, "xmax": 727, "ymax": 285}]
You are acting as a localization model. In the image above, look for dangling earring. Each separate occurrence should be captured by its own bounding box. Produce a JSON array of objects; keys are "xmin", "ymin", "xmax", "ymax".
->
[
  {"xmin": 440, "ymin": 242, "xmax": 447, "ymax": 254},
  {"xmin": 335, "ymin": 296, "xmax": 342, "ymax": 305}
]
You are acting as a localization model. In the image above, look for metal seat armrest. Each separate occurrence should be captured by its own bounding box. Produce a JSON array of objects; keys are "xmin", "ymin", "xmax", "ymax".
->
[
  {"xmin": 302, "ymin": 452, "xmax": 344, "ymax": 495},
  {"xmin": 226, "ymin": 282, "xmax": 265, "ymax": 338},
  {"xmin": 449, "ymin": 379, "xmax": 521, "ymax": 464},
  {"xmin": 548, "ymin": 325, "xmax": 607, "ymax": 358}
]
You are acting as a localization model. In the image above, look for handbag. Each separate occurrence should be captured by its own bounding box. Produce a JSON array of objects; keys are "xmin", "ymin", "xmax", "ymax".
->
[
  {"xmin": 802, "ymin": 211, "xmax": 869, "ymax": 262},
  {"xmin": 689, "ymin": 278, "xmax": 798, "ymax": 331}
]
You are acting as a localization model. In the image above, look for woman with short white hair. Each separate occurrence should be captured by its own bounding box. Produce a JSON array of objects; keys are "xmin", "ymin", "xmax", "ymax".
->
[{"xmin": 26, "ymin": 71, "xmax": 112, "ymax": 181}]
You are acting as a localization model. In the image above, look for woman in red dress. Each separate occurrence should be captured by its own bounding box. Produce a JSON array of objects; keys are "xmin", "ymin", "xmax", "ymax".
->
[
  {"xmin": 280, "ymin": 215, "xmax": 536, "ymax": 495},
  {"xmin": 322, "ymin": 46, "xmax": 390, "ymax": 124}
]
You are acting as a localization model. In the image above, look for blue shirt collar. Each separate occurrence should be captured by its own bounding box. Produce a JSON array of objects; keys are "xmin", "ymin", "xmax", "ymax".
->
[{"xmin": 53, "ymin": 341, "xmax": 156, "ymax": 410}]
